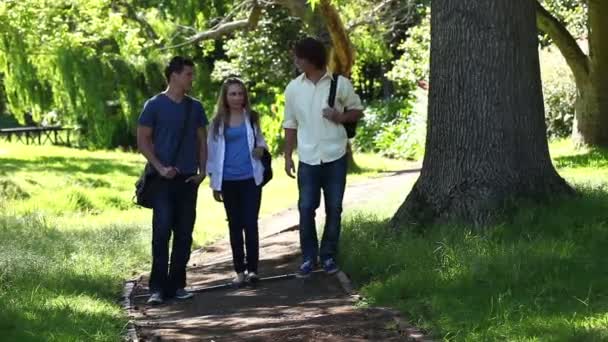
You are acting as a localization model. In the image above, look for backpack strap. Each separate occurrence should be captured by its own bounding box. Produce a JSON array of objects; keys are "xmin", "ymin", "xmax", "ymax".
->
[
  {"xmin": 170, "ymin": 97, "xmax": 193, "ymax": 166},
  {"xmin": 328, "ymin": 73, "xmax": 339, "ymax": 108}
]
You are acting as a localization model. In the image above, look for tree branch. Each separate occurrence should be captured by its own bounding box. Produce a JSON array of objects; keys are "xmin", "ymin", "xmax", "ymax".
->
[
  {"xmin": 346, "ymin": 0, "xmax": 393, "ymax": 32},
  {"xmin": 159, "ymin": 1, "xmax": 262, "ymax": 51},
  {"xmin": 115, "ymin": 1, "xmax": 161, "ymax": 44},
  {"xmin": 536, "ymin": 0, "xmax": 590, "ymax": 85}
]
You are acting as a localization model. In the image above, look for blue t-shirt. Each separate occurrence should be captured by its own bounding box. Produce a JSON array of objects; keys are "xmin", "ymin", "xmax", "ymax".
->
[
  {"xmin": 138, "ymin": 93, "xmax": 208, "ymax": 175},
  {"xmin": 223, "ymin": 121, "xmax": 253, "ymax": 181}
]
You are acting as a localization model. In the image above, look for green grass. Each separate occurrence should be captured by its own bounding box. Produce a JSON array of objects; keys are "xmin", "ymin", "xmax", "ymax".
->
[
  {"xmin": 340, "ymin": 141, "xmax": 608, "ymax": 341},
  {"xmin": 0, "ymin": 141, "xmax": 408, "ymax": 341}
]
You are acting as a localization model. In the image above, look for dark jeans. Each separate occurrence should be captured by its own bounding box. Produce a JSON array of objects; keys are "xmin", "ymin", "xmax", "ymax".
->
[
  {"xmin": 149, "ymin": 175, "xmax": 198, "ymax": 296},
  {"xmin": 297, "ymin": 155, "xmax": 347, "ymax": 264},
  {"xmin": 222, "ymin": 178, "xmax": 262, "ymax": 274}
]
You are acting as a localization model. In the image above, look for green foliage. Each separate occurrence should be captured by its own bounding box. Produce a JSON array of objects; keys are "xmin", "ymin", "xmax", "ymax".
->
[
  {"xmin": 539, "ymin": 0, "xmax": 587, "ymax": 46},
  {"xmin": 340, "ymin": 142, "xmax": 608, "ymax": 341},
  {"xmin": 255, "ymin": 94, "xmax": 286, "ymax": 156},
  {"xmin": 387, "ymin": 11, "xmax": 430, "ymax": 92},
  {"xmin": 355, "ymin": 88, "xmax": 426, "ymax": 160},
  {"xmin": 211, "ymin": 5, "xmax": 303, "ymax": 98},
  {"xmin": 540, "ymin": 47, "xmax": 576, "ymax": 138},
  {"xmin": 0, "ymin": 0, "xmax": 234, "ymax": 148}
]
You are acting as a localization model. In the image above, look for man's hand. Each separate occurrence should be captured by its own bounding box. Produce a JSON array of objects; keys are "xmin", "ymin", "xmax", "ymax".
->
[
  {"xmin": 322, "ymin": 107, "xmax": 342, "ymax": 124},
  {"xmin": 186, "ymin": 173, "xmax": 205, "ymax": 185},
  {"xmin": 158, "ymin": 166, "xmax": 178, "ymax": 179},
  {"xmin": 212, "ymin": 190, "xmax": 223, "ymax": 202},
  {"xmin": 285, "ymin": 156, "xmax": 296, "ymax": 178}
]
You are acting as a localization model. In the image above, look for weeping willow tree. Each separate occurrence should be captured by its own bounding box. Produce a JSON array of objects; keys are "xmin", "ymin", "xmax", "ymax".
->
[{"xmin": 0, "ymin": 0, "xmax": 229, "ymax": 148}]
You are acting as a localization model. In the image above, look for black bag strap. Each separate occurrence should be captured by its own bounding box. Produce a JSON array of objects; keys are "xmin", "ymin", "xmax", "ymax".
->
[
  {"xmin": 328, "ymin": 73, "xmax": 339, "ymax": 108},
  {"xmin": 249, "ymin": 115, "xmax": 259, "ymax": 148},
  {"xmin": 170, "ymin": 96, "xmax": 193, "ymax": 165}
]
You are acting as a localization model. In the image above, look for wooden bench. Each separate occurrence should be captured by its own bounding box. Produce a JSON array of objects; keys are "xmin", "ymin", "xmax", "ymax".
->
[{"xmin": 0, "ymin": 126, "xmax": 74, "ymax": 145}]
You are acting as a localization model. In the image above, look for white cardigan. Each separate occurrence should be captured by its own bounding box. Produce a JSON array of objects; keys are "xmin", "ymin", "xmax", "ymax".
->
[{"xmin": 206, "ymin": 113, "xmax": 268, "ymax": 191}]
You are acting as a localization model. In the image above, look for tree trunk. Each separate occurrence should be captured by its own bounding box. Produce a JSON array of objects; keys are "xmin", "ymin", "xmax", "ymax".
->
[
  {"xmin": 574, "ymin": 0, "xmax": 608, "ymax": 146},
  {"xmin": 391, "ymin": 0, "xmax": 572, "ymax": 228},
  {"xmin": 572, "ymin": 80, "xmax": 607, "ymax": 146},
  {"xmin": 536, "ymin": 0, "xmax": 608, "ymax": 147},
  {"xmin": 317, "ymin": 0, "xmax": 360, "ymax": 171}
]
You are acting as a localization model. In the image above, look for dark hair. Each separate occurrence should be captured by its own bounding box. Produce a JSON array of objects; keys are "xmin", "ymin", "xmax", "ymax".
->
[
  {"xmin": 164, "ymin": 56, "xmax": 194, "ymax": 82},
  {"xmin": 293, "ymin": 37, "xmax": 327, "ymax": 70}
]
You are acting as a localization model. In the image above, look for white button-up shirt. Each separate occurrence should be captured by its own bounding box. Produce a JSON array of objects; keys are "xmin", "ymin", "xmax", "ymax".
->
[{"xmin": 283, "ymin": 71, "xmax": 363, "ymax": 165}]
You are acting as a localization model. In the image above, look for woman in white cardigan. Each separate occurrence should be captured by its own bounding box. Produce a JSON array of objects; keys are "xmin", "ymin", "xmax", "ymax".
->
[{"xmin": 207, "ymin": 77, "xmax": 269, "ymax": 285}]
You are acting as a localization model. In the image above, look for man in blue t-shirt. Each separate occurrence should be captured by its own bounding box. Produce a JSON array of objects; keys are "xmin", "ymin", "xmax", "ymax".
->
[{"xmin": 137, "ymin": 56, "xmax": 208, "ymax": 305}]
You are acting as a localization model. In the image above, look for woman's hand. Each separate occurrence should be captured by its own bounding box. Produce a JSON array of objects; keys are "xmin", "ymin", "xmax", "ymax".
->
[
  {"xmin": 252, "ymin": 147, "xmax": 265, "ymax": 160},
  {"xmin": 212, "ymin": 190, "xmax": 223, "ymax": 202}
]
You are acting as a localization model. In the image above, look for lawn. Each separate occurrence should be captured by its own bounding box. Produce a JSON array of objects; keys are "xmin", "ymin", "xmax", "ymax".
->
[
  {"xmin": 339, "ymin": 140, "xmax": 608, "ymax": 341},
  {"xmin": 0, "ymin": 141, "xmax": 409, "ymax": 341}
]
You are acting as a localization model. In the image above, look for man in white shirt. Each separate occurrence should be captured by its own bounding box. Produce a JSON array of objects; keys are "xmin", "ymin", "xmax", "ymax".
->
[{"xmin": 283, "ymin": 37, "xmax": 364, "ymax": 278}]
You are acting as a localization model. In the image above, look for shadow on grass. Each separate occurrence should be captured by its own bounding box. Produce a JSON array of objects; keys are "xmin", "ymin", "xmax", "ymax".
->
[
  {"xmin": 0, "ymin": 299, "xmax": 125, "ymax": 342},
  {"xmin": 339, "ymin": 187, "xmax": 608, "ymax": 340},
  {"xmin": 0, "ymin": 213, "xmax": 149, "ymax": 341},
  {"xmin": 0, "ymin": 155, "xmax": 143, "ymax": 177},
  {"xmin": 554, "ymin": 147, "xmax": 608, "ymax": 169}
]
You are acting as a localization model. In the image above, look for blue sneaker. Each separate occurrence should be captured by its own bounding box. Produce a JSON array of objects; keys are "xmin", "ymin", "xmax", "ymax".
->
[
  {"xmin": 295, "ymin": 260, "xmax": 314, "ymax": 278},
  {"xmin": 322, "ymin": 258, "xmax": 339, "ymax": 275}
]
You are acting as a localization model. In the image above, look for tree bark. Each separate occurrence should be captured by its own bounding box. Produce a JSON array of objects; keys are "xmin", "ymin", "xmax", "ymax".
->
[
  {"xmin": 391, "ymin": 0, "xmax": 572, "ymax": 228},
  {"xmin": 575, "ymin": 0, "xmax": 608, "ymax": 146},
  {"xmin": 536, "ymin": 0, "xmax": 608, "ymax": 147}
]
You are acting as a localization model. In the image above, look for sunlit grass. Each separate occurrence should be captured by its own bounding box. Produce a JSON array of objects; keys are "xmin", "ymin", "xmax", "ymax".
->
[
  {"xmin": 0, "ymin": 141, "xmax": 409, "ymax": 340},
  {"xmin": 340, "ymin": 140, "xmax": 608, "ymax": 341}
]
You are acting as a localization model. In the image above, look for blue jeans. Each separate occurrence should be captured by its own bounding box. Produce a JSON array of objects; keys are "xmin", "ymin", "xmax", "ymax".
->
[
  {"xmin": 222, "ymin": 178, "xmax": 262, "ymax": 273},
  {"xmin": 297, "ymin": 155, "xmax": 347, "ymax": 264},
  {"xmin": 149, "ymin": 175, "xmax": 198, "ymax": 296}
]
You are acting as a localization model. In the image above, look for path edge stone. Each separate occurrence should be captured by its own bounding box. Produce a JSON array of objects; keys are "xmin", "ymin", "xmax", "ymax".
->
[
  {"xmin": 121, "ymin": 278, "xmax": 140, "ymax": 341},
  {"xmin": 335, "ymin": 270, "xmax": 435, "ymax": 342}
]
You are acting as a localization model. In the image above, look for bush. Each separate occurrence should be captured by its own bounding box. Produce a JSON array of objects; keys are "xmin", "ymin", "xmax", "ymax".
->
[
  {"xmin": 355, "ymin": 89, "xmax": 427, "ymax": 160},
  {"xmin": 540, "ymin": 47, "xmax": 577, "ymax": 138}
]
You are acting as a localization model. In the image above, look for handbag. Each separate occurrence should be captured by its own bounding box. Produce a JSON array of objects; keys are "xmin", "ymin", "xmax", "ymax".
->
[
  {"xmin": 134, "ymin": 97, "xmax": 193, "ymax": 208},
  {"xmin": 328, "ymin": 73, "xmax": 358, "ymax": 138},
  {"xmin": 250, "ymin": 120, "xmax": 272, "ymax": 187}
]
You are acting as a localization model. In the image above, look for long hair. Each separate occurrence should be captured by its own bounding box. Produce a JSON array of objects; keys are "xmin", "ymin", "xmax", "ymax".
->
[{"xmin": 211, "ymin": 77, "xmax": 259, "ymax": 138}]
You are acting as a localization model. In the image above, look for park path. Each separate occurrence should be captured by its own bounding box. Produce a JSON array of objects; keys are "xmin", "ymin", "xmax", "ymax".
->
[{"xmin": 124, "ymin": 168, "xmax": 433, "ymax": 341}]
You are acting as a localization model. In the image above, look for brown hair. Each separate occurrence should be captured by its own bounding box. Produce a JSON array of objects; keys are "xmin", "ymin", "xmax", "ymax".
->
[{"xmin": 211, "ymin": 77, "xmax": 259, "ymax": 138}]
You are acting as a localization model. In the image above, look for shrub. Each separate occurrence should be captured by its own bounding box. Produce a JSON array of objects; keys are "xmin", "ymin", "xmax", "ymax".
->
[{"xmin": 540, "ymin": 47, "xmax": 577, "ymax": 139}]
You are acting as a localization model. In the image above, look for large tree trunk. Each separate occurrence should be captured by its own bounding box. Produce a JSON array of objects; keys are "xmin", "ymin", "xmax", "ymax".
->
[
  {"xmin": 391, "ymin": 0, "xmax": 572, "ymax": 228},
  {"xmin": 573, "ymin": 80, "xmax": 607, "ymax": 146},
  {"xmin": 575, "ymin": 0, "xmax": 608, "ymax": 146},
  {"xmin": 536, "ymin": 0, "xmax": 608, "ymax": 147},
  {"xmin": 317, "ymin": 0, "xmax": 360, "ymax": 172}
]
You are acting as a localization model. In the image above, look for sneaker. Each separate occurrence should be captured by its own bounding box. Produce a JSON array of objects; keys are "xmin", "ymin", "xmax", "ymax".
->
[
  {"xmin": 295, "ymin": 260, "xmax": 314, "ymax": 278},
  {"xmin": 146, "ymin": 292, "xmax": 163, "ymax": 305},
  {"xmin": 322, "ymin": 258, "xmax": 339, "ymax": 275},
  {"xmin": 232, "ymin": 272, "xmax": 246, "ymax": 286},
  {"xmin": 174, "ymin": 288, "xmax": 194, "ymax": 300},
  {"xmin": 246, "ymin": 272, "xmax": 259, "ymax": 284}
]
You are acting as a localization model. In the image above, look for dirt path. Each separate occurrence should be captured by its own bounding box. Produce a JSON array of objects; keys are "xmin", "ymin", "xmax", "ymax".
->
[{"xmin": 126, "ymin": 169, "xmax": 431, "ymax": 341}]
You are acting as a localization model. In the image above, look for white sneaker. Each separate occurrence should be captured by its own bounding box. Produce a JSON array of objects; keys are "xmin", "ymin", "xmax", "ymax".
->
[
  {"xmin": 146, "ymin": 292, "xmax": 163, "ymax": 305},
  {"xmin": 246, "ymin": 272, "xmax": 259, "ymax": 284},
  {"xmin": 232, "ymin": 272, "xmax": 246, "ymax": 286},
  {"xmin": 175, "ymin": 288, "xmax": 193, "ymax": 300}
]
